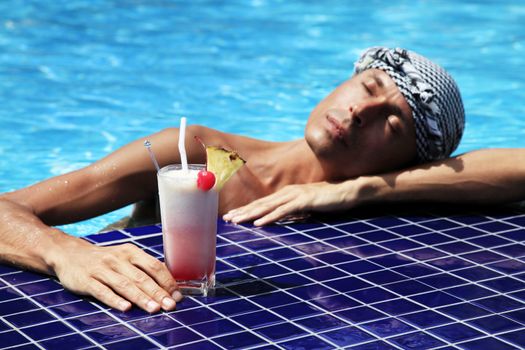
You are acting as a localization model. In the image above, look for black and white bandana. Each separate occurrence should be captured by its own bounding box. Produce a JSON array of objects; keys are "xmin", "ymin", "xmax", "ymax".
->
[{"xmin": 354, "ymin": 47, "xmax": 465, "ymax": 163}]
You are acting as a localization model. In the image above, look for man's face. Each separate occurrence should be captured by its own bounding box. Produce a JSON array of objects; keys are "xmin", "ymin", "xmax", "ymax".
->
[{"xmin": 305, "ymin": 69, "xmax": 417, "ymax": 179}]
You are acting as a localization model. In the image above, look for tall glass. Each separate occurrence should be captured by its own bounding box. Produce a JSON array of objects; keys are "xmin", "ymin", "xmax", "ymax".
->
[{"xmin": 157, "ymin": 164, "xmax": 219, "ymax": 296}]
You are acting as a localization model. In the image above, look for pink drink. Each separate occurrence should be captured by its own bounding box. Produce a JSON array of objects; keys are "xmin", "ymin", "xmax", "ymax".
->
[{"xmin": 157, "ymin": 164, "xmax": 219, "ymax": 296}]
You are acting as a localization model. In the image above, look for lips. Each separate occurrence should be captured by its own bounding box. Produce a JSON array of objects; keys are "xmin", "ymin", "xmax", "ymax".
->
[{"xmin": 326, "ymin": 115, "xmax": 348, "ymax": 147}]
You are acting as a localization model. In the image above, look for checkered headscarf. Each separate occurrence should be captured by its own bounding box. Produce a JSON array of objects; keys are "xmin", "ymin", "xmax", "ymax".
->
[{"xmin": 354, "ymin": 47, "xmax": 465, "ymax": 163}]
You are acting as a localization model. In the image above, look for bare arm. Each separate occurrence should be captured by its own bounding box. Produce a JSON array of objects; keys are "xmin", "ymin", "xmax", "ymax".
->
[
  {"xmin": 224, "ymin": 148, "xmax": 525, "ymax": 225},
  {"xmin": 0, "ymin": 126, "xmax": 210, "ymax": 312}
]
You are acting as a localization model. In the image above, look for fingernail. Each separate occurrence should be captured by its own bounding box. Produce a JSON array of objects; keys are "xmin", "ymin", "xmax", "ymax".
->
[
  {"xmin": 161, "ymin": 297, "xmax": 176, "ymax": 310},
  {"xmin": 118, "ymin": 300, "xmax": 131, "ymax": 311},
  {"xmin": 172, "ymin": 290, "xmax": 183, "ymax": 302},
  {"xmin": 146, "ymin": 300, "xmax": 159, "ymax": 313},
  {"xmin": 223, "ymin": 213, "xmax": 232, "ymax": 220}
]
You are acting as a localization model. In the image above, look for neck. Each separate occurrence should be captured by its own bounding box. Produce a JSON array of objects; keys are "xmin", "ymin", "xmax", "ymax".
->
[{"xmin": 247, "ymin": 139, "xmax": 327, "ymax": 192}]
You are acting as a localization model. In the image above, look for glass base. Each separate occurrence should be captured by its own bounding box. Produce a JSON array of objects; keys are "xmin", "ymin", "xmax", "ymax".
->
[{"xmin": 177, "ymin": 274, "xmax": 215, "ymax": 297}]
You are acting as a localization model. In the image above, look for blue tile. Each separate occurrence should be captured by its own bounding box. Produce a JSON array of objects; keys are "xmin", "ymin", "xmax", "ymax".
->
[
  {"xmin": 86, "ymin": 324, "xmax": 137, "ymax": 343},
  {"xmin": 370, "ymin": 254, "xmax": 413, "ymax": 268},
  {"xmin": 452, "ymin": 266, "xmax": 501, "ymax": 281},
  {"xmin": 380, "ymin": 238, "xmax": 421, "ymax": 251},
  {"xmin": 473, "ymin": 295, "xmax": 524, "ymax": 313},
  {"xmin": 260, "ymin": 247, "xmax": 302, "ymax": 260},
  {"xmin": 320, "ymin": 326, "xmax": 374, "ymax": 347},
  {"xmin": 505, "ymin": 309, "xmax": 525, "ymax": 324},
  {"xmin": 337, "ymin": 222, "xmax": 377, "ymax": 234},
  {"xmin": 488, "ymin": 259, "xmax": 525, "ymax": 274},
  {"xmin": 412, "ymin": 232, "xmax": 454, "ymax": 245},
  {"xmin": 7, "ymin": 344, "xmax": 40, "ymax": 350},
  {"xmin": 129, "ymin": 314, "xmax": 180, "ymax": 333},
  {"xmin": 5, "ymin": 309, "xmax": 55, "ymax": 328},
  {"xmin": 301, "ymin": 266, "xmax": 346, "ymax": 281},
  {"xmin": 389, "ymin": 224, "xmax": 429, "ymax": 236},
  {"xmin": 272, "ymin": 233, "xmax": 312, "ymax": 245},
  {"xmin": 347, "ymin": 244, "xmax": 389, "ymax": 258},
  {"xmin": 268, "ymin": 273, "xmax": 311, "ymax": 289},
  {"xmin": 362, "ymin": 317, "xmax": 414, "ymax": 337},
  {"xmin": 135, "ymin": 235, "xmax": 163, "ymax": 247},
  {"xmin": 390, "ymin": 331, "xmax": 445, "ymax": 349},
  {"xmin": 216, "ymin": 244, "xmax": 247, "ymax": 258},
  {"xmin": 104, "ymin": 337, "xmax": 158, "ymax": 350},
  {"xmin": 385, "ymin": 280, "xmax": 432, "ymax": 296},
  {"xmin": 125, "ymin": 225, "xmax": 161, "ymax": 236},
  {"xmin": 0, "ymin": 318, "xmax": 9, "ymax": 332},
  {"xmin": 462, "ymin": 251, "xmax": 506, "ymax": 264},
  {"xmin": 0, "ymin": 264, "xmax": 19, "ymax": 274},
  {"xmin": 505, "ymin": 216, "xmax": 525, "ymax": 227},
  {"xmin": 279, "ymin": 335, "xmax": 333, "ymax": 350},
  {"xmin": 468, "ymin": 315, "xmax": 521, "ymax": 333},
  {"xmin": 393, "ymin": 263, "xmax": 439, "ymax": 278},
  {"xmin": 0, "ymin": 298, "xmax": 37, "ymax": 316},
  {"xmin": 50, "ymin": 300, "xmax": 100, "ymax": 318},
  {"xmin": 444, "ymin": 227, "xmax": 485, "ymax": 239},
  {"xmin": 192, "ymin": 319, "xmax": 242, "ymax": 338},
  {"xmin": 439, "ymin": 302, "xmax": 490, "ymax": 320},
  {"xmin": 482, "ymin": 277, "xmax": 524, "ymax": 293},
  {"xmin": 280, "ymin": 256, "xmax": 325, "ymax": 271},
  {"xmin": 32, "ymin": 289, "xmax": 79, "ymax": 307},
  {"xmin": 430, "ymin": 323, "xmax": 482, "ymax": 342},
  {"xmin": 287, "ymin": 283, "xmax": 335, "ymax": 300},
  {"xmin": 0, "ymin": 287, "xmax": 22, "ymax": 301},
  {"xmin": 337, "ymin": 260, "xmax": 382, "ymax": 274},
  {"xmin": 0, "ymin": 331, "xmax": 30, "ymax": 347},
  {"xmin": 459, "ymin": 337, "xmax": 517, "ymax": 350},
  {"xmin": 403, "ymin": 247, "xmax": 446, "ymax": 261},
  {"xmin": 292, "ymin": 241, "xmax": 335, "ymax": 255},
  {"xmin": 296, "ymin": 314, "xmax": 349, "ymax": 332},
  {"xmin": 253, "ymin": 224, "xmax": 295, "ymax": 235},
  {"xmin": 241, "ymin": 238, "xmax": 279, "ymax": 251},
  {"xmin": 255, "ymin": 322, "xmax": 306, "ymax": 342},
  {"xmin": 373, "ymin": 299, "xmax": 423, "ymax": 315},
  {"xmin": 420, "ymin": 219, "xmax": 460, "ymax": 230},
  {"xmin": 360, "ymin": 270, "xmax": 406, "ymax": 284},
  {"xmin": 150, "ymin": 327, "xmax": 202, "ymax": 347},
  {"xmin": 214, "ymin": 331, "xmax": 265, "ymax": 349},
  {"xmin": 109, "ymin": 307, "xmax": 150, "ymax": 321},
  {"xmin": 445, "ymin": 284, "xmax": 495, "ymax": 299},
  {"xmin": 227, "ymin": 280, "xmax": 276, "ymax": 296},
  {"xmin": 171, "ymin": 340, "xmax": 222, "ymax": 350},
  {"xmin": 325, "ymin": 277, "xmax": 372, "ymax": 293},
  {"xmin": 226, "ymin": 254, "xmax": 270, "ymax": 268},
  {"xmin": 357, "ymin": 230, "xmax": 398, "ymax": 242},
  {"xmin": 222, "ymin": 230, "xmax": 261, "ymax": 242},
  {"xmin": 171, "ymin": 307, "xmax": 221, "ymax": 325},
  {"xmin": 211, "ymin": 299, "xmax": 259, "ymax": 316},
  {"xmin": 272, "ymin": 302, "xmax": 322, "ymax": 320},
  {"xmin": 22, "ymin": 320, "xmax": 73, "ymax": 340},
  {"xmin": 310, "ymin": 294, "xmax": 361, "ymax": 312},
  {"xmin": 68, "ymin": 312, "xmax": 118, "ymax": 331},
  {"xmin": 249, "ymin": 291, "xmax": 299, "ymax": 309},
  {"xmin": 86, "ymin": 230, "xmax": 128, "ymax": 243},
  {"xmin": 303, "ymin": 227, "xmax": 347, "ymax": 239},
  {"xmin": 410, "ymin": 291, "xmax": 462, "ymax": 308},
  {"xmin": 401, "ymin": 310, "xmax": 453, "ymax": 328},
  {"xmin": 17, "ymin": 280, "xmax": 62, "ymax": 295},
  {"xmin": 418, "ymin": 273, "xmax": 464, "ymax": 289},
  {"xmin": 335, "ymin": 306, "xmax": 387, "ymax": 324},
  {"xmin": 348, "ymin": 287, "xmax": 397, "ymax": 304},
  {"xmin": 501, "ymin": 230, "xmax": 525, "ymax": 242},
  {"xmin": 368, "ymin": 216, "xmax": 407, "ymax": 228},
  {"xmin": 500, "ymin": 329, "xmax": 525, "ymax": 348},
  {"xmin": 349, "ymin": 340, "xmax": 397, "ymax": 350},
  {"xmin": 39, "ymin": 334, "xmax": 94, "ymax": 350},
  {"xmin": 468, "ymin": 235, "xmax": 510, "ymax": 248},
  {"xmin": 475, "ymin": 221, "xmax": 516, "ymax": 233},
  {"xmin": 216, "ymin": 269, "xmax": 253, "ymax": 284},
  {"xmin": 326, "ymin": 235, "xmax": 368, "ymax": 248},
  {"xmin": 496, "ymin": 244, "xmax": 525, "ymax": 258},
  {"xmin": 2, "ymin": 271, "xmax": 46, "ymax": 285},
  {"xmin": 438, "ymin": 241, "xmax": 478, "ymax": 254},
  {"xmin": 316, "ymin": 251, "xmax": 359, "ymax": 264},
  {"xmin": 232, "ymin": 310, "xmax": 283, "ymax": 328},
  {"xmin": 451, "ymin": 215, "xmax": 490, "ymax": 225}
]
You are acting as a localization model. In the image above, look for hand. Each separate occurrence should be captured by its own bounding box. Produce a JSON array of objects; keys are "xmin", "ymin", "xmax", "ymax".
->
[
  {"xmin": 223, "ymin": 181, "xmax": 359, "ymax": 226},
  {"xmin": 50, "ymin": 237, "xmax": 182, "ymax": 313}
]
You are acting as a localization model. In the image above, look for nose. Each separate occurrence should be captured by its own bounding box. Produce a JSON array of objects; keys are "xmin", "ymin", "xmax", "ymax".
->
[{"xmin": 349, "ymin": 96, "xmax": 386, "ymax": 127}]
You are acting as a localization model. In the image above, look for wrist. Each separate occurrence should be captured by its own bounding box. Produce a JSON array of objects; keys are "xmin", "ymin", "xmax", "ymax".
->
[
  {"xmin": 42, "ymin": 229, "xmax": 89, "ymax": 276},
  {"xmin": 353, "ymin": 175, "xmax": 387, "ymax": 206}
]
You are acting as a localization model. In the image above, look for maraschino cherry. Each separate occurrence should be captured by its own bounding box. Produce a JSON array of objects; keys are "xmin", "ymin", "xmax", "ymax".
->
[{"xmin": 197, "ymin": 170, "xmax": 215, "ymax": 191}]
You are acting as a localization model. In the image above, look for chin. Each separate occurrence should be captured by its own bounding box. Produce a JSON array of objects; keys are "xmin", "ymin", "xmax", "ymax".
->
[{"xmin": 305, "ymin": 125, "xmax": 332, "ymax": 158}]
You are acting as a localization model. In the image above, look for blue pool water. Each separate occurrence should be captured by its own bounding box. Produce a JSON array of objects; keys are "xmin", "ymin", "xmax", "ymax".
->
[{"xmin": 0, "ymin": 0, "xmax": 524, "ymax": 236}]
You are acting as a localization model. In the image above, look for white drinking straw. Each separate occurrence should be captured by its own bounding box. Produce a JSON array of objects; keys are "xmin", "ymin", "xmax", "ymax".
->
[
  {"xmin": 178, "ymin": 117, "xmax": 189, "ymax": 171},
  {"xmin": 144, "ymin": 140, "xmax": 160, "ymax": 172}
]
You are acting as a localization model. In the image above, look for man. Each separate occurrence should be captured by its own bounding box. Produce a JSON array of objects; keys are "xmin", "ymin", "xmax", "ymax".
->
[{"xmin": 0, "ymin": 47, "xmax": 464, "ymax": 312}]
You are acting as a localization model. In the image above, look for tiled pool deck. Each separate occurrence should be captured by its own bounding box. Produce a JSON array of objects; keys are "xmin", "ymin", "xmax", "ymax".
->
[{"xmin": 2, "ymin": 206, "xmax": 525, "ymax": 349}]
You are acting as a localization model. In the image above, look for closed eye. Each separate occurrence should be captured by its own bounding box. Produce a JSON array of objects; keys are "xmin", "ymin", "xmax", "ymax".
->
[{"xmin": 361, "ymin": 82, "xmax": 373, "ymax": 96}]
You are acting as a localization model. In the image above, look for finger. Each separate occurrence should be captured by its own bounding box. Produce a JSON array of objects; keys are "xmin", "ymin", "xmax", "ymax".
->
[
  {"xmin": 95, "ymin": 270, "xmax": 161, "ymax": 313},
  {"xmin": 226, "ymin": 194, "xmax": 293, "ymax": 223},
  {"xmin": 87, "ymin": 279, "xmax": 132, "ymax": 312},
  {"xmin": 129, "ymin": 250, "xmax": 182, "ymax": 303},
  {"xmin": 254, "ymin": 202, "xmax": 301, "ymax": 226},
  {"xmin": 115, "ymin": 263, "xmax": 178, "ymax": 311}
]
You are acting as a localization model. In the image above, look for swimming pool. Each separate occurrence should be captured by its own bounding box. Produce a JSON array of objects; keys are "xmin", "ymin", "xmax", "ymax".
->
[{"xmin": 0, "ymin": 0, "xmax": 524, "ymax": 236}]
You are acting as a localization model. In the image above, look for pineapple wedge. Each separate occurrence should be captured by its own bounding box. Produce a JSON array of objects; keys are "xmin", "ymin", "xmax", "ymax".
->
[{"xmin": 205, "ymin": 145, "xmax": 246, "ymax": 190}]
